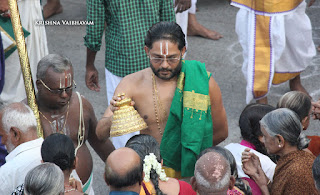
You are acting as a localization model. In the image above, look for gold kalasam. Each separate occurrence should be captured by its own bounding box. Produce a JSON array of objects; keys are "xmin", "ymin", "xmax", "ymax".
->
[{"xmin": 110, "ymin": 98, "xmax": 148, "ymax": 137}]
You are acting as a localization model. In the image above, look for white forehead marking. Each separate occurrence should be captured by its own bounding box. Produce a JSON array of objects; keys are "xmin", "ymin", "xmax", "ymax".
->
[{"xmin": 160, "ymin": 41, "xmax": 169, "ymax": 56}]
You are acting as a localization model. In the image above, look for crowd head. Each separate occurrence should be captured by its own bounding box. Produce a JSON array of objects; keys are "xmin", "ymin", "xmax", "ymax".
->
[
  {"xmin": 260, "ymin": 108, "xmax": 309, "ymax": 152},
  {"xmin": 24, "ymin": 162, "xmax": 64, "ymax": 195},
  {"xmin": 277, "ymin": 91, "xmax": 312, "ymax": 130},
  {"xmin": 41, "ymin": 133, "xmax": 76, "ymax": 171},
  {"xmin": 191, "ymin": 151, "xmax": 233, "ymax": 195},
  {"xmin": 0, "ymin": 102, "xmax": 37, "ymax": 152},
  {"xmin": 239, "ymin": 103, "xmax": 275, "ymax": 155},
  {"xmin": 126, "ymin": 134, "xmax": 165, "ymax": 195},
  {"xmin": 105, "ymin": 147, "xmax": 143, "ymax": 192}
]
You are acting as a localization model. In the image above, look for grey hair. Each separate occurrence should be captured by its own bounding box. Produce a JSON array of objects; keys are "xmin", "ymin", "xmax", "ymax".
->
[
  {"xmin": 194, "ymin": 152, "xmax": 231, "ymax": 194},
  {"xmin": 313, "ymin": 155, "xmax": 320, "ymax": 190},
  {"xmin": 24, "ymin": 162, "xmax": 64, "ymax": 195},
  {"xmin": 277, "ymin": 91, "xmax": 311, "ymax": 121},
  {"xmin": 1, "ymin": 102, "xmax": 37, "ymax": 133},
  {"xmin": 260, "ymin": 108, "xmax": 309, "ymax": 150},
  {"xmin": 36, "ymin": 54, "xmax": 73, "ymax": 80}
]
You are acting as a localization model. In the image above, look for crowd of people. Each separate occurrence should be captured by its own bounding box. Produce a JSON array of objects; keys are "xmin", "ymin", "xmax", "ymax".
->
[{"xmin": 0, "ymin": 0, "xmax": 319, "ymax": 194}]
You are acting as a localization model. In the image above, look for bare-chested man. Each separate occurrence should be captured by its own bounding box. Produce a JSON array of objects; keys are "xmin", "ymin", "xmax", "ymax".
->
[
  {"xmin": 32, "ymin": 54, "xmax": 114, "ymax": 194},
  {"xmin": 96, "ymin": 21, "xmax": 228, "ymax": 178}
]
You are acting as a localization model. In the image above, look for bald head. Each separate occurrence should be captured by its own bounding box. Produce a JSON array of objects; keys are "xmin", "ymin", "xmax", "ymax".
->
[
  {"xmin": 193, "ymin": 151, "xmax": 231, "ymax": 195},
  {"xmin": 105, "ymin": 147, "xmax": 143, "ymax": 190}
]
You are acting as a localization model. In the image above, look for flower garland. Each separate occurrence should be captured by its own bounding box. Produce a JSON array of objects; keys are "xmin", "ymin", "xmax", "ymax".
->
[{"xmin": 143, "ymin": 153, "xmax": 168, "ymax": 182}]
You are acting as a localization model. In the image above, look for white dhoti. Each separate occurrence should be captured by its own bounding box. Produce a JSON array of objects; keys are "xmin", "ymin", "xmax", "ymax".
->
[
  {"xmin": 0, "ymin": 0, "xmax": 48, "ymax": 106},
  {"xmin": 233, "ymin": 0, "xmax": 316, "ymax": 103},
  {"xmin": 105, "ymin": 68, "xmax": 139, "ymax": 149},
  {"xmin": 174, "ymin": 0, "xmax": 197, "ymax": 53}
]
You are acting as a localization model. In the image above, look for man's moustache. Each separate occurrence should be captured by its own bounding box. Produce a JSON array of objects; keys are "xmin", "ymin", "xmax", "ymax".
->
[{"xmin": 158, "ymin": 68, "xmax": 172, "ymax": 72}]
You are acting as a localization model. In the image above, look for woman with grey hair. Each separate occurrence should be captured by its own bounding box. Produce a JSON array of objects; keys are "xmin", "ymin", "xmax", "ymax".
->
[
  {"xmin": 277, "ymin": 91, "xmax": 320, "ymax": 156},
  {"xmin": 24, "ymin": 162, "xmax": 64, "ymax": 195},
  {"xmin": 241, "ymin": 108, "xmax": 317, "ymax": 195}
]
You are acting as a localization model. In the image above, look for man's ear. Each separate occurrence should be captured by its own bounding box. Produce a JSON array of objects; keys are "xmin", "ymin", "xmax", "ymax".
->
[
  {"xmin": 190, "ymin": 176, "xmax": 197, "ymax": 192},
  {"xmin": 9, "ymin": 127, "xmax": 21, "ymax": 145},
  {"xmin": 35, "ymin": 80, "xmax": 41, "ymax": 90},
  {"xmin": 181, "ymin": 46, "xmax": 187, "ymax": 58},
  {"xmin": 229, "ymin": 176, "xmax": 236, "ymax": 190},
  {"xmin": 144, "ymin": 46, "xmax": 149, "ymax": 56}
]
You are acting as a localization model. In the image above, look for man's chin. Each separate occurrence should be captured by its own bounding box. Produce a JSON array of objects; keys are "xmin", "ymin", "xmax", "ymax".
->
[{"xmin": 156, "ymin": 72, "xmax": 174, "ymax": 80}]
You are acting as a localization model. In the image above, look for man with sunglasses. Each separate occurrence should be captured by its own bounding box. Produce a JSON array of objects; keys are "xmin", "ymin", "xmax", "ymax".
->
[
  {"xmin": 31, "ymin": 54, "xmax": 114, "ymax": 195},
  {"xmin": 96, "ymin": 22, "xmax": 228, "ymax": 178}
]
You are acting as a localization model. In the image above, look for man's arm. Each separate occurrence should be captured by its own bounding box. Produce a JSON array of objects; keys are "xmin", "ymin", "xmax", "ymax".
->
[
  {"xmin": 86, "ymin": 48, "xmax": 100, "ymax": 91},
  {"xmin": 84, "ymin": 0, "xmax": 105, "ymax": 91},
  {"xmin": 83, "ymin": 97, "xmax": 114, "ymax": 162},
  {"xmin": 96, "ymin": 75, "xmax": 135, "ymax": 141},
  {"xmin": 209, "ymin": 76, "xmax": 228, "ymax": 145},
  {"xmin": 174, "ymin": 0, "xmax": 191, "ymax": 13}
]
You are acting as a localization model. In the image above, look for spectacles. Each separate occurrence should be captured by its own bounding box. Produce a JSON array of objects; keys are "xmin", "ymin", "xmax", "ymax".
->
[
  {"xmin": 149, "ymin": 53, "xmax": 181, "ymax": 65},
  {"xmin": 39, "ymin": 79, "xmax": 76, "ymax": 95}
]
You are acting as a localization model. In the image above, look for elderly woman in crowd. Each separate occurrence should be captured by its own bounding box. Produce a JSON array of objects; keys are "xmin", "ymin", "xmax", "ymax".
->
[
  {"xmin": 125, "ymin": 134, "xmax": 196, "ymax": 195},
  {"xmin": 224, "ymin": 104, "xmax": 276, "ymax": 195},
  {"xmin": 24, "ymin": 162, "xmax": 64, "ymax": 195},
  {"xmin": 277, "ymin": 91, "xmax": 320, "ymax": 156},
  {"xmin": 242, "ymin": 108, "xmax": 317, "ymax": 195}
]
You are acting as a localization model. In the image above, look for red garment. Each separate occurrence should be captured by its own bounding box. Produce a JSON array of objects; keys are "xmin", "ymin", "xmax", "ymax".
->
[
  {"xmin": 242, "ymin": 177, "xmax": 262, "ymax": 195},
  {"xmin": 307, "ymin": 135, "xmax": 320, "ymax": 156},
  {"xmin": 178, "ymin": 180, "xmax": 196, "ymax": 195}
]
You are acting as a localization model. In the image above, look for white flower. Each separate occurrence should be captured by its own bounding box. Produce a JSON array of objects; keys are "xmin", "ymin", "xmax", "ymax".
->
[{"xmin": 143, "ymin": 153, "xmax": 168, "ymax": 182}]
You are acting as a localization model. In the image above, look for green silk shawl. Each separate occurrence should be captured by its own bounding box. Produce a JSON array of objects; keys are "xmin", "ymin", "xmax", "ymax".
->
[{"xmin": 160, "ymin": 60, "xmax": 213, "ymax": 177}]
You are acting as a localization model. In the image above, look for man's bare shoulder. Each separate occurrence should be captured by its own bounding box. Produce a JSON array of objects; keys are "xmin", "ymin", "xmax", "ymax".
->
[
  {"xmin": 121, "ymin": 68, "xmax": 150, "ymax": 84},
  {"xmin": 115, "ymin": 68, "xmax": 151, "ymax": 96},
  {"xmin": 70, "ymin": 92, "xmax": 95, "ymax": 116}
]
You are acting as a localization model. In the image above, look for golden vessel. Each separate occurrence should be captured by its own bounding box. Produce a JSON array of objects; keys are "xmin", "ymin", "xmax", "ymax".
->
[{"xmin": 110, "ymin": 98, "xmax": 148, "ymax": 137}]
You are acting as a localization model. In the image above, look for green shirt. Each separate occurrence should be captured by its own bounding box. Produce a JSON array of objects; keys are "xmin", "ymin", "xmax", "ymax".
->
[{"xmin": 84, "ymin": 0, "xmax": 175, "ymax": 77}]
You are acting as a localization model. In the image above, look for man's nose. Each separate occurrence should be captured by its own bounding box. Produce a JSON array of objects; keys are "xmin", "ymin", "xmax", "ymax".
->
[
  {"xmin": 160, "ymin": 57, "xmax": 170, "ymax": 69},
  {"xmin": 60, "ymin": 89, "xmax": 69, "ymax": 98}
]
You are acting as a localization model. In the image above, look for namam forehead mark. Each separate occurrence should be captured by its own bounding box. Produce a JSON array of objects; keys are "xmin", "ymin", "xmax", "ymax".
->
[
  {"xmin": 159, "ymin": 41, "xmax": 169, "ymax": 57},
  {"xmin": 59, "ymin": 69, "xmax": 72, "ymax": 88}
]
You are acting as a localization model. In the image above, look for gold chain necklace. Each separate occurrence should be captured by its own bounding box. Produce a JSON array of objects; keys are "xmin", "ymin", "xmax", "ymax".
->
[
  {"xmin": 152, "ymin": 73, "xmax": 167, "ymax": 135},
  {"xmin": 39, "ymin": 101, "xmax": 70, "ymax": 134}
]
